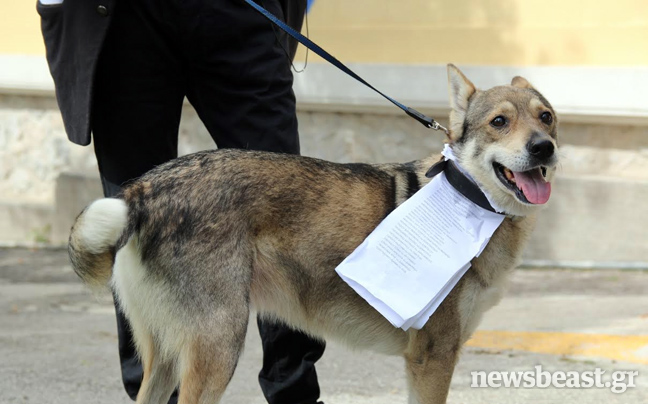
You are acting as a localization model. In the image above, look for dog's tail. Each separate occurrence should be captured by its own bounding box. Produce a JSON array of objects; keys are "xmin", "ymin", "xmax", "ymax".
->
[{"xmin": 68, "ymin": 198, "xmax": 128, "ymax": 290}]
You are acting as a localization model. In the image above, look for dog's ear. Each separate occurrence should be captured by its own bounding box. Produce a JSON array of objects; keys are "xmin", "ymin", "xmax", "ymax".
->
[
  {"xmin": 511, "ymin": 76, "xmax": 535, "ymax": 90},
  {"xmin": 447, "ymin": 64, "xmax": 476, "ymax": 141}
]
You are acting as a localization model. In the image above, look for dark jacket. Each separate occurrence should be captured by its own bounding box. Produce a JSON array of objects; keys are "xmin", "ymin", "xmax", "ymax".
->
[{"xmin": 37, "ymin": 0, "xmax": 306, "ymax": 146}]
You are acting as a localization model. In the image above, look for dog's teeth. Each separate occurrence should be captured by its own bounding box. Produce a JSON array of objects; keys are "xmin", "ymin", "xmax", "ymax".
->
[{"xmin": 504, "ymin": 168, "xmax": 515, "ymax": 182}]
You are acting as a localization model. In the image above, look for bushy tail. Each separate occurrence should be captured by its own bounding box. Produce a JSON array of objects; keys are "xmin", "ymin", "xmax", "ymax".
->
[{"xmin": 68, "ymin": 198, "xmax": 128, "ymax": 289}]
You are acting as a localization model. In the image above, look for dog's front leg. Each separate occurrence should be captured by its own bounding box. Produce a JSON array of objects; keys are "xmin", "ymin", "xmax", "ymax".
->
[{"xmin": 404, "ymin": 330, "xmax": 460, "ymax": 404}]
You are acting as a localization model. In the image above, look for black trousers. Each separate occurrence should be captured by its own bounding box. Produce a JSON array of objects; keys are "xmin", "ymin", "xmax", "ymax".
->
[{"xmin": 91, "ymin": 1, "xmax": 324, "ymax": 403}]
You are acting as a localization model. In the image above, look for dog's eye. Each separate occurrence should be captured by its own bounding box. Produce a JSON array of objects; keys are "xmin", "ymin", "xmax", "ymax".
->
[
  {"xmin": 490, "ymin": 116, "xmax": 507, "ymax": 128},
  {"xmin": 540, "ymin": 111, "xmax": 553, "ymax": 125}
]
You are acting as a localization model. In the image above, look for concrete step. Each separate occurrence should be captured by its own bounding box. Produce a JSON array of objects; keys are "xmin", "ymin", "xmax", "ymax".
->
[
  {"xmin": 0, "ymin": 202, "xmax": 53, "ymax": 246},
  {"xmin": 0, "ymin": 173, "xmax": 102, "ymax": 246},
  {"xmin": 1, "ymin": 170, "xmax": 645, "ymax": 267},
  {"xmin": 525, "ymin": 175, "xmax": 648, "ymax": 266}
]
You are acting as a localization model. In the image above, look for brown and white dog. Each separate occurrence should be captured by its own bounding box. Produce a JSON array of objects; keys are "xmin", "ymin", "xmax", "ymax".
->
[{"xmin": 68, "ymin": 65, "xmax": 558, "ymax": 404}]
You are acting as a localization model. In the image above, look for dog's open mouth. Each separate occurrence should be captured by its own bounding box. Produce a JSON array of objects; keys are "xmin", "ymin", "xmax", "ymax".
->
[{"xmin": 493, "ymin": 163, "xmax": 551, "ymax": 204}]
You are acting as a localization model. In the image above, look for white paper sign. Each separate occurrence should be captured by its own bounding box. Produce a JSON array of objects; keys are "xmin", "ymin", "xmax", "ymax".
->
[{"xmin": 335, "ymin": 170, "xmax": 504, "ymax": 330}]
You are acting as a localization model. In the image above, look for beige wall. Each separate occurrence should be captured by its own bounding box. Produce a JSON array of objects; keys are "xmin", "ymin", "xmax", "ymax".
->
[
  {"xmin": 1, "ymin": 2, "xmax": 44, "ymax": 55},
  {"xmin": 298, "ymin": 0, "xmax": 648, "ymax": 65},
  {"xmin": 1, "ymin": 0, "xmax": 647, "ymax": 65}
]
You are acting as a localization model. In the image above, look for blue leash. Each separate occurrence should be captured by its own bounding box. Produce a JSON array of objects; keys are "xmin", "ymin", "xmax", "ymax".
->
[{"xmin": 244, "ymin": 0, "xmax": 448, "ymax": 133}]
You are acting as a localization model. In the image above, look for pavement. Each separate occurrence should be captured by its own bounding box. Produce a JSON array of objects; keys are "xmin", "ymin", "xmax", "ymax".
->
[{"xmin": 1, "ymin": 247, "xmax": 647, "ymax": 404}]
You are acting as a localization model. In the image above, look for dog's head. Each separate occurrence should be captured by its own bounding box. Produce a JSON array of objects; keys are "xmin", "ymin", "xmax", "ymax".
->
[{"xmin": 445, "ymin": 64, "xmax": 559, "ymax": 217}]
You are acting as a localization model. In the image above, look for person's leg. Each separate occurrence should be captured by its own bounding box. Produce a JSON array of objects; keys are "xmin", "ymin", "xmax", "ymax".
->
[
  {"xmin": 182, "ymin": 1, "xmax": 324, "ymax": 403},
  {"xmin": 256, "ymin": 318, "xmax": 325, "ymax": 404},
  {"xmin": 183, "ymin": 0, "xmax": 300, "ymax": 154},
  {"xmin": 91, "ymin": 0, "xmax": 185, "ymax": 402}
]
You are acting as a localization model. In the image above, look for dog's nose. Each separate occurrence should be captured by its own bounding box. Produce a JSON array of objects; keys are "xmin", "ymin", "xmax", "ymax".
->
[{"xmin": 527, "ymin": 137, "xmax": 555, "ymax": 161}]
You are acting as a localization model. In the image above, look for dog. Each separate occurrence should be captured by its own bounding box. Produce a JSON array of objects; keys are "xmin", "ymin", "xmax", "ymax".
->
[{"xmin": 68, "ymin": 64, "xmax": 558, "ymax": 404}]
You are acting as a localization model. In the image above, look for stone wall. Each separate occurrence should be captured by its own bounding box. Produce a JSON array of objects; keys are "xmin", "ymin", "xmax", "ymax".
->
[
  {"xmin": 0, "ymin": 95, "xmax": 447, "ymax": 206},
  {"xmin": 1, "ymin": 90, "xmax": 647, "ymax": 267}
]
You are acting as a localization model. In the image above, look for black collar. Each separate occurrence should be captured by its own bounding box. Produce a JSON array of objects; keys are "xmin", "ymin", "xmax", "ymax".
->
[{"xmin": 425, "ymin": 159, "xmax": 503, "ymax": 215}]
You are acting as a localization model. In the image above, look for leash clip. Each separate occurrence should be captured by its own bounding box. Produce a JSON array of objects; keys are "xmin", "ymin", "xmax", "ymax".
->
[
  {"xmin": 406, "ymin": 107, "xmax": 449, "ymax": 134},
  {"xmin": 430, "ymin": 121, "xmax": 449, "ymax": 135},
  {"xmin": 406, "ymin": 107, "xmax": 448, "ymax": 134}
]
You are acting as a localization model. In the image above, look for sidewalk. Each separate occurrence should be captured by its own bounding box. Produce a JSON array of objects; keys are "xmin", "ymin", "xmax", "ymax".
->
[{"xmin": 1, "ymin": 248, "xmax": 646, "ymax": 404}]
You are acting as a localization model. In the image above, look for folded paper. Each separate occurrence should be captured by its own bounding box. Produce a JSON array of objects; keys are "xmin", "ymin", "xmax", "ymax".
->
[{"xmin": 336, "ymin": 167, "xmax": 504, "ymax": 331}]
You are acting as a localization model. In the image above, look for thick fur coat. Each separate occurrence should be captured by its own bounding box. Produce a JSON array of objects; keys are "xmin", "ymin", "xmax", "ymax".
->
[{"xmin": 68, "ymin": 65, "xmax": 559, "ymax": 404}]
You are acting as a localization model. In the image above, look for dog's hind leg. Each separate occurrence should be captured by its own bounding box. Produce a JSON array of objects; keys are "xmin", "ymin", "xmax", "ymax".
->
[
  {"xmin": 135, "ymin": 330, "xmax": 178, "ymax": 404},
  {"xmin": 177, "ymin": 314, "xmax": 249, "ymax": 404}
]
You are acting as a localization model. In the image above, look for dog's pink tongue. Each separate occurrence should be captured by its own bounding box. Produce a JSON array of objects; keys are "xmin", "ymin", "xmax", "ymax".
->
[{"xmin": 512, "ymin": 169, "xmax": 551, "ymax": 204}]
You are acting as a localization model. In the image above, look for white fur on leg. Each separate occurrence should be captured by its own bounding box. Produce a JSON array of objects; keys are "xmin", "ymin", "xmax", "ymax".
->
[{"xmin": 112, "ymin": 238, "xmax": 189, "ymax": 364}]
